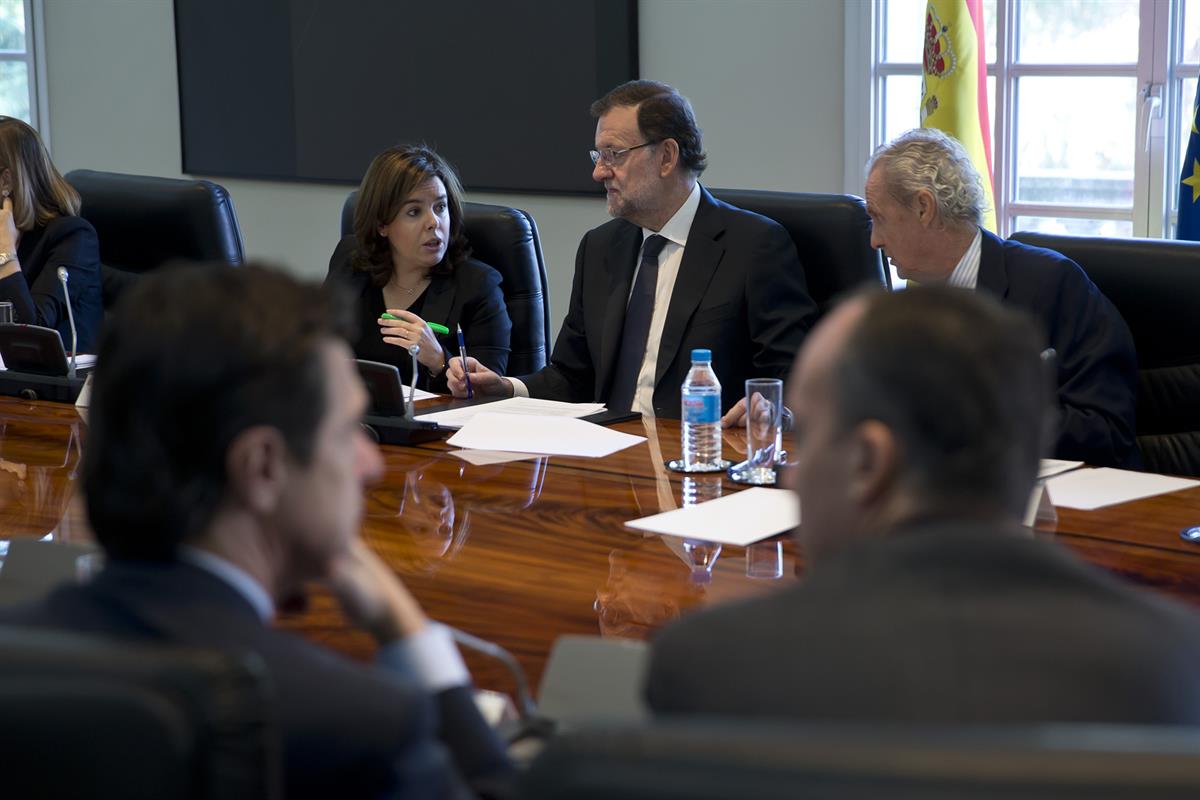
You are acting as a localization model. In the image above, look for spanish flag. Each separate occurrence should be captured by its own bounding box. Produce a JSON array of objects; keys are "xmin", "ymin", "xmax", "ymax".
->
[{"xmin": 920, "ymin": 0, "xmax": 996, "ymax": 232}]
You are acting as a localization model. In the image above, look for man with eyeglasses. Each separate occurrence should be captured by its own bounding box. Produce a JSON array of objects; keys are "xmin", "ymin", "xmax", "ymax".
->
[{"xmin": 448, "ymin": 80, "xmax": 817, "ymax": 417}]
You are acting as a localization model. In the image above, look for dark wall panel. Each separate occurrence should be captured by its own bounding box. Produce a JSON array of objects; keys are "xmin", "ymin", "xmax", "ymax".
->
[{"xmin": 174, "ymin": 0, "xmax": 638, "ymax": 195}]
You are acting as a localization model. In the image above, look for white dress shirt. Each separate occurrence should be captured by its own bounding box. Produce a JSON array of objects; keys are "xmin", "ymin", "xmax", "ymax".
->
[
  {"xmin": 179, "ymin": 545, "xmax": 470, "ymax": 692},
  {"xmin": 945, "ymin": 228, "xmax": 983, "ymax": 289},
  {"xmin": 509, "ymin": 182, "xmax": 702, "ymax": 415}
]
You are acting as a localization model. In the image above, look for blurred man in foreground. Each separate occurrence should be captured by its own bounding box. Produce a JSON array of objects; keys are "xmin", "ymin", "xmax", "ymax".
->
[
  {"xmin": 1, "ymin": 265, "xmax": 511, "ymax": 799},
  {"xmin": 648, "ymin": 287, "xmax": 1200, "ymax": 723}
]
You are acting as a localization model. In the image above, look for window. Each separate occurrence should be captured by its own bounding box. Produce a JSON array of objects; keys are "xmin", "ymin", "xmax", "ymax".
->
[
  {"xmin": 0, "ymin": 0, "xmax": 44, "ymax": 130},
  {"xmin": 853, "ymin": 0, "xmax": 1193, "ymax": 239}
]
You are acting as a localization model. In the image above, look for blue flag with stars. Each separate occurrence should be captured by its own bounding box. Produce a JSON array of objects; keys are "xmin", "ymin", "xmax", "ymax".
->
[{"xmin": 1179, "ymin": 81, "xmax": 1200, "ymax": 241}]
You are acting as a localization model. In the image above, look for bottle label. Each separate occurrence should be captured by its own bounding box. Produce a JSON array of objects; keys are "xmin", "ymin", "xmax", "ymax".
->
[{"xmin": 682, "ymin": 394, "xmax": 720, "ymax": 424}]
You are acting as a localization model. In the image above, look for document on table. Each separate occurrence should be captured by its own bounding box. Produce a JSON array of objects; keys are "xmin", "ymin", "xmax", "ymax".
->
[
  {"xmin": 1045, "ymin": 467, "xmax": 1200, "ymax": 510},
  {"xmin": 1038, "ymin": 459, "xmax": 1084, "ymax": 479},
  {"xmin": 416, "ymin": 397, "xmax": 606, "ymax": 429},
  {"xmin": 448, "ymin": 449, "xmax": 541, "ymax": 466},
  {"xmin": 625, "ymin": 487, "xmax": 800, "ymax": 546},
  {"xmin": 446, "ymin": 412, "xmax": 643, "ymax": 457},
  {"xmin": 406, "ymin": 386, "xmax": 439, "ymax": 402}
]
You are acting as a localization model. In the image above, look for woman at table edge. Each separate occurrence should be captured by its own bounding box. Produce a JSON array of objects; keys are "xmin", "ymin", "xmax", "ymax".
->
[
  {"xmin": 326, "ymin": 144, "xmax": 511, "ymax": 393},
  {"xmin": 0, "ymin": 117, "xmax": 102, "ymax": 354}
]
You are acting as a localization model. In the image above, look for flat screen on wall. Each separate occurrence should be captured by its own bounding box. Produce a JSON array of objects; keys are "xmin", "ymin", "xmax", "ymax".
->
[{"xmin": 174, "ymin": 0, "xmax": 637, "ymax": 194}]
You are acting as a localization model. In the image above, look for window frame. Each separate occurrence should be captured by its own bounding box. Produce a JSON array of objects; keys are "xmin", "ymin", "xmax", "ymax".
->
[
  {"xmin": 847, "ymin": 0, "xmax": 1184, "ymax": 239},
  {"xmin": 0, "ymin": 0, "xmax": 48, "ymax": 136}
]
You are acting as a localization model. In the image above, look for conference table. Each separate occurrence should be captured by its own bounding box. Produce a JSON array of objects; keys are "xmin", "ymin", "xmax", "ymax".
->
[{"xmin": 3, "ymin": 395, "xmax": 1200, "ymax": 701}]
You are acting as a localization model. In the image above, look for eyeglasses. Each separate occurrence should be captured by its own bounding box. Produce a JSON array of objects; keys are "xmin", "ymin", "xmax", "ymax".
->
[{"xmin": 589, "ymin": 140, "xmax": 660, "ymax": 167}]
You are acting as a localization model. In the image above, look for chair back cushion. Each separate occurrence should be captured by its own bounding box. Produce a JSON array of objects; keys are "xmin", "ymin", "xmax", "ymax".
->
[
  {"xmin": 1011, "ymin": 231, "xmax": 1200, "ymax": 476},
  {"xmin": 0, "ymin": 625, "xmax": 278, "ymax": 799},
  {"xmin": 66, "ymin": 170, "xmax": 245, "ymax": 306},
  {"xmin": 710, "ymin": 189, "xmax": 890, "ymax": 311}
]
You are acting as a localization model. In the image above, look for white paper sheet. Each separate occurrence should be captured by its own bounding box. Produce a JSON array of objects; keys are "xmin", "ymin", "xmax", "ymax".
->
[
  {"xmin": 416, "ymin": 397, "xmax": 605, "ymax": 429},
  {"xmin": 406, "ymin": 386, "xmax": 439, "ymax": 402},
  {"xmin": 1044, "ymin": 467, "xmax": 1200, "ymax": 510},
  {"xmin": 1037, "ymin": 459, "xmax": 1084, "ymax": 479},
  {"xmin": 448, "ymin": 449, "xmax": 541, "ymax": 466},
  {"xmin": 446, "ymin": 412, "xmax": 644, "ymax": 458},
  {"xmin": 624, "ymin": 487, "xmax": 799, "ymax": 546}
]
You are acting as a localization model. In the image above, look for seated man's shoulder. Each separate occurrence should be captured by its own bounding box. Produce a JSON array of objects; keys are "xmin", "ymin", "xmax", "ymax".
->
[
  {"xmin": 1001, "ymin": 236, "xmax": 1094, "ymax": 290},
  {"xmin": 652, "ymin": 585, "xmax": 800, "ymax": 661}
]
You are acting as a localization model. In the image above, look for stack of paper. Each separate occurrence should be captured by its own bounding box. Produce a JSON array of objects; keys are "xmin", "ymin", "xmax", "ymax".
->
[
  {"xmin": 1045, "ymin": 467, "xmax": 1200, "ymax": 510},
  {"xmin": 446, "ymin": 412, "xmax": 643, "ymax": 458},
  {"xmin": 625, "ymin": 487, "xmax": 800, "ymax": 546},
  {"xmin": 416, "ymin": 397, "xmax": 605, "ymax": 429},
  {"xmin": 1037, "ymin": 459, "xmax": 1084, "ymax": 479}
]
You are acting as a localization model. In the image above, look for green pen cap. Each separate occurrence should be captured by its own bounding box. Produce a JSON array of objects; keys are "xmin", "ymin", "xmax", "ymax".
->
[{"xmin": 379, "ymin": 313, "xmax": 450, "ymax": 335}]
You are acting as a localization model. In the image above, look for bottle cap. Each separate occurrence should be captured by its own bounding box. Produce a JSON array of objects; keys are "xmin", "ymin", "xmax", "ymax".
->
[{"xmin": 691, "ymin": 348, "xmax": 712, "ymax": 362}]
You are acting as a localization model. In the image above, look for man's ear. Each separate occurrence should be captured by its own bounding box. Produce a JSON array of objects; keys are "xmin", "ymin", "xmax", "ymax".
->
[
  {"xmin": 847, "ymin": 420, "xmax": 898, "ymax": 507},
  {"xmin": 225, "ymin": 426, "xmax": 290, "ymax": 515},
  {"xmin": 658, "ymin": 138, "xmax": 681, "ymax": 178},
  {"xmin": 914, "ymin": 188, "xmax": 937, "ymax": 228}
]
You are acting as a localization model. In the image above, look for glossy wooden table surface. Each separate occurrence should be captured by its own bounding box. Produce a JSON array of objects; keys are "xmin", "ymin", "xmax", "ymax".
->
[{"xmin": 3, "ymin": 397, "xmax": 1200, "ymax": 698}]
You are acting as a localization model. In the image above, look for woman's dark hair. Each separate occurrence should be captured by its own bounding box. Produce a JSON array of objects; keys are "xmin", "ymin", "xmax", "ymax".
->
[
  {"xmin": 352, "ymin": 144, "xmax": 470, "ymax": 288},
  {"xmin": 590, "ymin": 80, "xmax": 708, "ymax": 176},
  {"xmin": 0, "ymin": 116, "xmax": 80, "ymax": 230},
  {"xmin": 83, "ymin": 263, "xmax": 352, "ymax": 560}
]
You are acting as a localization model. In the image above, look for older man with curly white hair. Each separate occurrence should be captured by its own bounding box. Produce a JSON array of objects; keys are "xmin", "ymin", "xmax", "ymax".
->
[{"xmin": 864, "ymin": 128, "xmax": 1140, "ymax": 469}]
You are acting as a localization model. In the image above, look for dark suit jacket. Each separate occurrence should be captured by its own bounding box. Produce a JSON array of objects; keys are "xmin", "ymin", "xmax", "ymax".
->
[
  {"xmin": 0, "ymin": 560, "xmax": 511, "ymax": 800},
  {"xmin": 978, "ymin": 231, "xmax": 1139, "ymax": 468},
  {"xmin": 646, "ymin": 519, "xmax": 1200, "ymax": 724},
  {"xmin": 522, "ymin": 186, "xmax": 817, "ymax": 417},
  {"xmin": 1, "ymin": 215, "xmax": 103, "ymax": 354},
  {"xmin": 327, "ymin": 236, "xmax": 512, "ymax": 393}
]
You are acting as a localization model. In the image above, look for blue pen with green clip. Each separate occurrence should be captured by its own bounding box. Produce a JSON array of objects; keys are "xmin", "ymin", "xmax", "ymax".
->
[{"xmin": 457, "ymin": 323, "xmax": 474, "ymax": 399}]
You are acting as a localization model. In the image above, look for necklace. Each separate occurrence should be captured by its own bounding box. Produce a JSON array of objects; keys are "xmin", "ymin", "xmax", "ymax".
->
[{"xmin": 390, "ymin": 275, "xmax": 430, "ymax": 295}]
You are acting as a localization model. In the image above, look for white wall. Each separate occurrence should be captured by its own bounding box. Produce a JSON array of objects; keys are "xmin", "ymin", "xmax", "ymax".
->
[{"xmin": 43, "ymin": 0, "xmax": 845, "ymax": 332}]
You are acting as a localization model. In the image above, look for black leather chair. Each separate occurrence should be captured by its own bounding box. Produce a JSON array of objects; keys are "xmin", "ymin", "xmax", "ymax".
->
[
  {"xmin": 0, "ymin": 625, "xmax": 279, "ymax": 799},
  {"xmin": 1010, "ymin": 232, "xmax": 1200, "ymax": 476},
  {"xmin": 341, "ymin": 192, "xmax": 551, "ymax": 375},
  {"xmin": 65, "ymin": 170, "xmax": 246, "ymax": 308},
  {"xmin": 522, "ymin": 720, "xmax": 1200, "ymax": 799},
  {"xmin": 711, "ymin": 189, "xmax": 891, "ymax": 311}
]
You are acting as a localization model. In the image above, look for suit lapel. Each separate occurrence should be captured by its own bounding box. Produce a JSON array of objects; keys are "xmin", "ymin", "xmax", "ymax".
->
[
  {"xmin": 654, "ymin": 188, "xmax": 725, "ymax": 388},
  {"xmin": 976, "ymin": 229, "xmax": 1009, "ymax": 300},
  {"xmin": 421, "ymin": 272, "xmax": 457, "ymax": 334},
  {"xmin": 597, "ymin": 223, "xmax": 644, "ymax": 397}
]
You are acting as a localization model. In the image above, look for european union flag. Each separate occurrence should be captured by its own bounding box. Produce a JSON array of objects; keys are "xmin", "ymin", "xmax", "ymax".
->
[{"xmin": 1179, "ymin": 81, "xmax": 1200, "ymax": 241}]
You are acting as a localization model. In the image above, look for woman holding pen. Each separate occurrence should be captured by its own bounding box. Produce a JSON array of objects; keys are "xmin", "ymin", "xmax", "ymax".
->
[{"xmin": 326, "ymin": 144, "xmax": 511, "ymax": 392}]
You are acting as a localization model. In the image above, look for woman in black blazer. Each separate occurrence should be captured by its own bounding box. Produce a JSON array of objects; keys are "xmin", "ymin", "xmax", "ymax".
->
[
  {"xmin": 326, "ymin": 145, "xmax": 511, "ymax": 392},
  {"xmin": 0, "ymin": 117, "xmax": 102, "ymax": 354}
]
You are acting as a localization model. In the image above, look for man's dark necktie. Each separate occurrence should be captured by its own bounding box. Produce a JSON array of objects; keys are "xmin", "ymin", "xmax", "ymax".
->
[{"xmin": 608, "ymin": 234, "xmax": 668, "ymax": 413}]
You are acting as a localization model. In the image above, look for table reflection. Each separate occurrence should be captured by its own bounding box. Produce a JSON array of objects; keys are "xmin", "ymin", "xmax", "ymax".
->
[{"xmin": 0, "ymin": 416, "xmax": 82, "ymax": 541}]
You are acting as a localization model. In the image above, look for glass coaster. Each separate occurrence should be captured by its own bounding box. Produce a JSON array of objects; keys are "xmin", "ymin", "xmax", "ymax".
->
[
  {"xmin": 727, "ymin": 459, "xmax": 777, "ymax": 486},
  {"xmin": 665, "ymin": 458, "xmax": 733, "ymax": 474}
]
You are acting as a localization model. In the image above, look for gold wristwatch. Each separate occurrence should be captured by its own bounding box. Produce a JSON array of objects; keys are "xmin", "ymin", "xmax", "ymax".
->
[{"xmin": 0, "ymin": 252, "xmax": 14, "ymax": 267}]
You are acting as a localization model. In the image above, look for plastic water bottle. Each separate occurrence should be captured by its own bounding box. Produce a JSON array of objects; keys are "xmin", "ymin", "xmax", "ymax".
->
[{"xmin": 680, "ymin": 348, "xmax": 723, "ymax": 470}]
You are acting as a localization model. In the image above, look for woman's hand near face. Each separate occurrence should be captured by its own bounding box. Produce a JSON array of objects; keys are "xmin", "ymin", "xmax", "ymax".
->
[
  {"xmin": 379, "ymin": 309, "xmax": 445, "ymax": 371},
  {"xmin": 0, "ymin": 197, "xmax": 19, "ymax": 273}
]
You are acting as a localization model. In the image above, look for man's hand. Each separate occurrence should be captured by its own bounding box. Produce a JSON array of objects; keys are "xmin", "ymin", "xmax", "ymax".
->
[
  {"xmin": 328, "ymin": 538, "xmax": 427, "ymax": 644},
  {"xmin": 446, "ymin": 356, "xmax": 514, "ymax": 399},
  {"xmin": 721, "ymin": 397, "xmax": 748, "ymax": 428},
  {"xmin": 722, "ymin": 395, "xmax": 793, "ymax": 431}
]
